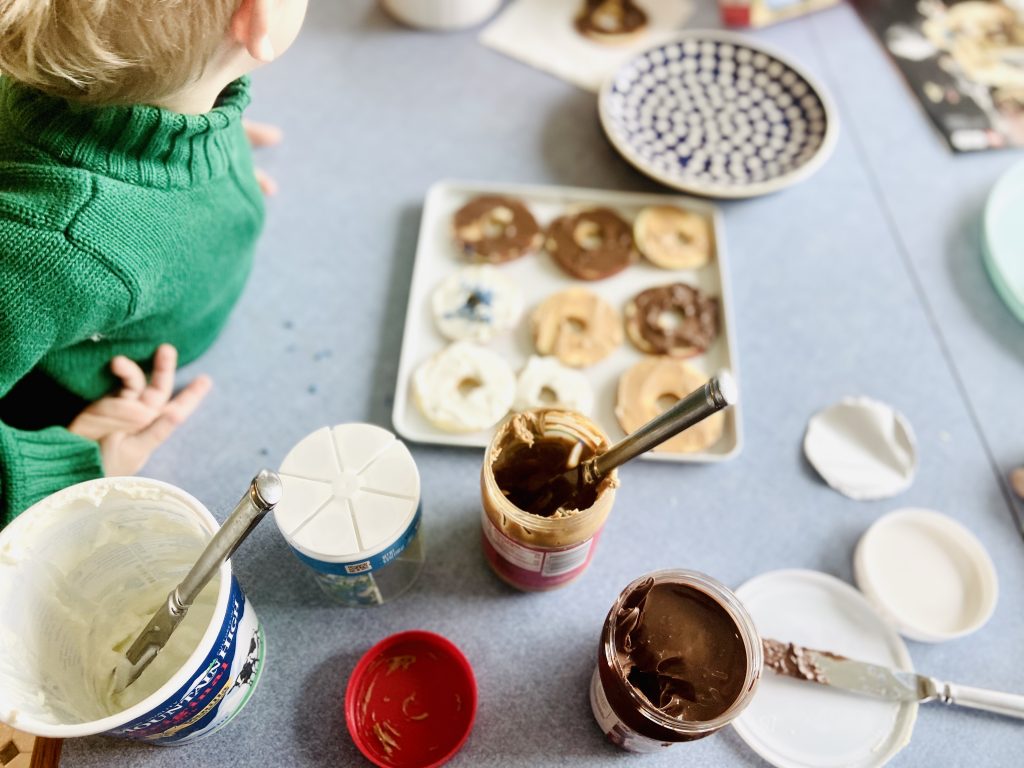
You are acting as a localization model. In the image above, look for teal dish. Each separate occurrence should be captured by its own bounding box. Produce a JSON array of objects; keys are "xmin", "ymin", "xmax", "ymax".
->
[{"xmin": 983, "ymin": 161, "xmax": 1024, "ymax": 324}]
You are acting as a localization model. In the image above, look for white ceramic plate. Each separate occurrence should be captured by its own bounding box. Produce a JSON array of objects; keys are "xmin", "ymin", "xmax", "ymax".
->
[
  {"xmin": 599, "ymin": 30, "xmax": 838, "ymax": 199},
  {"xmin": 391, "ymin": 179, "xmax": 742, "ymax": 462},
  {"xmin": 733, "ymin": 570, "xmax": 917, "ymax": 768}
]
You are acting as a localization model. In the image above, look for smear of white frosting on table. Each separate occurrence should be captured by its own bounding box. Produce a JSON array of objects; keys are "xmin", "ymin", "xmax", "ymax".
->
[{"xmin": 803, "ymin": 396, "xmax": 917, "ymax": 501}]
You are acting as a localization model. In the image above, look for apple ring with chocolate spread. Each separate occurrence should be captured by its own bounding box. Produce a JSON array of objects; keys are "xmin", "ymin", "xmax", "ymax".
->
[
  {"xmin": 546, "ymin": 207, "xmax": 638, "ymax": 281},
  {"xmin": 453, "ymin": 195, "xmax": 542, "ymax": 264},
  {"xmin": 624, "ymin": 282, "xmax": 719, "ymax": 357},
  {"xmin": 575, "ymin": 0, "xmax": 648, "ymax": 45}
]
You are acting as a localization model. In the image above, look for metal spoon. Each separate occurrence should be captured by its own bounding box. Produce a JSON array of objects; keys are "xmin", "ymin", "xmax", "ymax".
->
[
  {"xmin": 111, "ymin": 470, "xmax": 283, "ymax": 693},
  {"xmin": 521, "ymin": 371, "xmax": 737, "ymax": 516}
]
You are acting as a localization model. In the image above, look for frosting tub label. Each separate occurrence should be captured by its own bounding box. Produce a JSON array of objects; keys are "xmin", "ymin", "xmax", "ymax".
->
[
  {"xmin": 0, "ymin": 477, "xmax": 266, "ymax": 744},
  {"xmin": 480, "ymin": 508, "xmax": 602, "ymax": 590},
  {"xmin": 109, "ymin": 577, "xmax": 265, "ymax": 744}
]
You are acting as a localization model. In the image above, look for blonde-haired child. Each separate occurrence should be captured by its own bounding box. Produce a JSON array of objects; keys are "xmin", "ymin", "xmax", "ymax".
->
[{"xmin": 0, "ymin": 0, "xmax": 308, "ymax": 524}]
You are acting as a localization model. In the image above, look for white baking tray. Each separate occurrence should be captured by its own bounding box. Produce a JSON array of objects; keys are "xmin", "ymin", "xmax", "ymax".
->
[{"xmin": 391, "ymin": 179, "xmax": 742, "ymax": 462}]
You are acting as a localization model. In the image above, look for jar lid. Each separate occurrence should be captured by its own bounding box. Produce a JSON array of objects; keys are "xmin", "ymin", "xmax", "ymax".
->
[
  {"xmin": 732, "ymin": 569, "xmax": 917, "ymax": 768},
  {"xmin": 345, "ymin": 630, "xmax": 477, "ymax": 768},
  {"xmin": 275, "ymin": 424, "xmax": 420, "ymax": 562},
  {"xmin": 853, "ymin": 508, "xmax": 998, "ymax": 642}
]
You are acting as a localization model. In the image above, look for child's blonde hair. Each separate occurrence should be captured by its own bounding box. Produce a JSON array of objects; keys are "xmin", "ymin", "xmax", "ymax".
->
[{"xmin": 0, "ymin": 0, "xmax": 238, "ymax": 106}]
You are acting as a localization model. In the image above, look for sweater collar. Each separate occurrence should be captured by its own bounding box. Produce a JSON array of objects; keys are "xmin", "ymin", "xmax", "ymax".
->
[{"xmin": 0, "ymin": 77, "xmax": 251, "ymax": 188}]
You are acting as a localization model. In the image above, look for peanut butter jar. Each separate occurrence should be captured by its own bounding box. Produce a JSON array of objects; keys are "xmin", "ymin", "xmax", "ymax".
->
[
  {"xmin": 591, "ymin": 570, "xmax": 763, "ymax": 752},
  {"xmin": 480, "ymin": 409, "xmax": 617, "ymax": 591}
]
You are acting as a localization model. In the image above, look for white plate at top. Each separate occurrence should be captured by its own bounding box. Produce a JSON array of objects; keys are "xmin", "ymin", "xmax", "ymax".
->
[
  {"xmin": 733, "ymin": 570, "xmax": 917, "ymax": 768},
  {"xmin": 391, "ymin": 179, "xmax": 742, "ymax": 462},
  {"xmin": 599, "ymin": 31, "xmax": 838, "ymax": 199}
]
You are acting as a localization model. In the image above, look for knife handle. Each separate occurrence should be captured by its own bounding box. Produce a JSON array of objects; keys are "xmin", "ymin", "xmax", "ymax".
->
[{"xmin": 941, "ymin": 682, "xmax": 1024, "ymax": 719}]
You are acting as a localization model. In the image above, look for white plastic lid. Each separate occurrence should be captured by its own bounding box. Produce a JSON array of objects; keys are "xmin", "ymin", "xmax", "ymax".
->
[
  {"xmin": 853, "ymin": 508, "xmax": 998, "ymax": 642},
  {"xmin": 732, "ymin": 570, "xmax": 917, "ymax": 768},
  {"xmin": 275, "ymin": 424, "xmax": 420, "ymax": 563}
]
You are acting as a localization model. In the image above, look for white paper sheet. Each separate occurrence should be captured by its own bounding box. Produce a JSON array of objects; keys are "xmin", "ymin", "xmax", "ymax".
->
[{"xmin": 480, "ymin": 0, "xmax": 695, "ymax": 92}]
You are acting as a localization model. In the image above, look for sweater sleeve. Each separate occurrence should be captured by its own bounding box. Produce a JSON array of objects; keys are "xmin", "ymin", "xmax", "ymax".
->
[
  {"xmin": 0, "ymin": 218, "xmax": 132, "ymax": 526},
  {"xmin": 0, "ymin": 424, "xmax": 103, "ymax": 526}
]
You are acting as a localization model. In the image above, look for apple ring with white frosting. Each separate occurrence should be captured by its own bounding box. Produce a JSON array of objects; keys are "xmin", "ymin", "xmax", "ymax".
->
[
  {"xmin": 413, "ymin": 342, "xmax": 515, "ymax": 433},
  {"xmin": 431, "ymin": 265, "xmax": 523, "ymax": 343},
  {"xmin": 513, "ymin": 356, "xmax": 595, "ymax": 414}
]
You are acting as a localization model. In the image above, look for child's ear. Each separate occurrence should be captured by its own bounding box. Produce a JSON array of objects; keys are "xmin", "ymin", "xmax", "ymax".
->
[{"xmin": 230, "ymin": 0, "xmax": 276, "ymax": 62}]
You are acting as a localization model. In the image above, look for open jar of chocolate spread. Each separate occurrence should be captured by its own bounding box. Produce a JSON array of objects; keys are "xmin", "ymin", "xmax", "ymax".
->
[
  {"xmin": 591, "ymin": 569, "xmax": 763, "ymax": 752},
  {"xmin": 480, "ymin": 409, "xmax": 618, "ymax": 591}
]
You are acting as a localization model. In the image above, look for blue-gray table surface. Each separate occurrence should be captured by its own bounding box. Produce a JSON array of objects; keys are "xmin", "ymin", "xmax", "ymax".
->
[{"xmin": 63, "ymin": 1, "xmax": 1024, "ymax": 766}]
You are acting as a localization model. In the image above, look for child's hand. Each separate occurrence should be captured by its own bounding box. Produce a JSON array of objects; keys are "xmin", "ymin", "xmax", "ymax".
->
[
  {"xmin": 69, "ymin": 344, "xmax": 213, "ymax": 477},
  {"xmin": 243, "ymin": 119, "xmax": 283, "ymax": 196}
]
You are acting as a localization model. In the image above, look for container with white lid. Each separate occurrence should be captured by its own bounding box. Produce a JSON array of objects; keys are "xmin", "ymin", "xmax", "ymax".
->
[
  {"xmin": 275, "ymin": 423, "xmax": 424, "ymax": 606},
  {"xmin": 853, "ymin": 507, "xmax": 998, "ymax": 642}
]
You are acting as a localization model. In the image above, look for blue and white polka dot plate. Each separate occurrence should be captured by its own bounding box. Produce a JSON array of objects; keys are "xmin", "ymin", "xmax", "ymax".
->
[{"xmin": 599, "ymin": 31, "xmax": 838, "ymax": 199}]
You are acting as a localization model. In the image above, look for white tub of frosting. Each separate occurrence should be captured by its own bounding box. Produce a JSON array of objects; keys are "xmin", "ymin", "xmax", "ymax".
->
[
  {"xmin": 0, "ymin": 477, "xmax": 265, "ymax": 744},
  {"xmin": 275, "ymin": 423, "xmax": 424, "ymax": 606}
]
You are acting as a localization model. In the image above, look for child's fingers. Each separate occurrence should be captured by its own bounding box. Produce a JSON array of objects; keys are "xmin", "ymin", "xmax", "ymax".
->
[
  {"xmin": 69, "ymin": 397, "xmax": 155, "ymax": 440},
  {"xmin": 243, "ymin": 119, "xmax": 283, "ymax": 147},
  {"xmin": 142, "ymin": 344, "xmax": 178, "ymax": 406},
  {"xmin": 254, "ymin": 168, "xmax": 278, "ymax": 196},
  {"xmin": 130, "ymin": 376, "xmax": 212, "ymax": 456},
  {"xmin": 110, "ymin": 356, "xmax": 146, "ymax": 398},
  {"xmin": 88, "ymin": 397, "xmax": 154, "ymax": 423},
  {"xmin": 160, "ymin": 375, "xmax": 212, "ymax": 426}
]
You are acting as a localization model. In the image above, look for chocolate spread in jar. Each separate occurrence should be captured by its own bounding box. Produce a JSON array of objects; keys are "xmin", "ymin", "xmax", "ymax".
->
[
  {"xmin": 612, "ymin": 577, "xmax": 747, "ymax": 722},
  {"xmin": 489, "ymin": 411, "xmax": 614, "ymax": 518},
  {"xmin": 492, "ymin": 435, "xmax": 597, "ymax": 518}
]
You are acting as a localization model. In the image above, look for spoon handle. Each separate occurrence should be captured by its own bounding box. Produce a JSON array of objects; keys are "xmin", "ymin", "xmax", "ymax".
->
[
  {"xmin": 120, "ymin": 471, "xmax": 282, "ymax": 678},
  {"xmin": 174, "ymin": 470, "xmax": 283, "ymax": 610},
  {"xmin": 590, "ymin": 371, "xmax": 737, "ymax": 479}
]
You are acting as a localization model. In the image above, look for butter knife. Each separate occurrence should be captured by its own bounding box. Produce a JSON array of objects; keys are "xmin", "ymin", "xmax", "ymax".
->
[{"xmin": 763, "ymin": 638, "xmax": 1024, "ymax": 720}]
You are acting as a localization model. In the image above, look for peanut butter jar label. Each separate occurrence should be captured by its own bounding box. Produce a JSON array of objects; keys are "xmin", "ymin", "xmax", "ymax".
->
[{"xmin": 480, "ymin": 508, "xmax": 602, "ymax": 590}]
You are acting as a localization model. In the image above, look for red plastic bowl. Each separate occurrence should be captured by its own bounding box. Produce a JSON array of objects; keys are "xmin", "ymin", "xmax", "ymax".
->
[{"xmin": 345, "ymin": 631, "xmax": 477, "ymax": 768}]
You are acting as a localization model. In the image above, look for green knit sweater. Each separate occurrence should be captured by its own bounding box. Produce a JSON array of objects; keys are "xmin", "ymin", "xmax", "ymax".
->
[{"xmin": 0, "ymin": 76, "xmax": 264, "ymax": 525}]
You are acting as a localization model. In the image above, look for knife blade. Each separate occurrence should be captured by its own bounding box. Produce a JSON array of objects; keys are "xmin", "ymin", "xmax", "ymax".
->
[{"xmin": 762, "ymin": 638, "xmax": 1024, "ymax": 720}]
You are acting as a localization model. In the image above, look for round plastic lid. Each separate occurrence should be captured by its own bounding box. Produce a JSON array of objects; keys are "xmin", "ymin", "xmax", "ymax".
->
[
  {"xmin": 732, "ymin": 570, "xmax": 917, "ymax": 768},
  {"xmin": 275, "ymin": 424, "xmax": 420, "ymax": 561},
  {"xmin": 853, "ymin": 508, "xmax": 998, "ymax": 642},
  {"xmin": 345, "ymin": 631, "xmax": 477, "ymax": 768}
]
